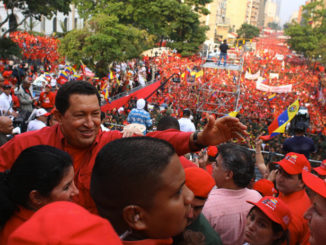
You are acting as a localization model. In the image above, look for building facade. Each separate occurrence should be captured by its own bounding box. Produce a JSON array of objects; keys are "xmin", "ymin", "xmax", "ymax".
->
[{"xmin": 0, "ymin": 4, "xmax": 83, "ymax": 36}]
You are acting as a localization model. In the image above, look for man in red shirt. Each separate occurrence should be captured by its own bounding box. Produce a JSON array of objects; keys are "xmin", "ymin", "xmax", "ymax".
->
[
  {"xmin": 274, "ymin": 152, "xmax": 312, "ymax": 245},
  {"xmin": 0, "ymin": 81, "xmax": 247, "ymax": 213},
  {"xmin": 38, "ymin": 84, "xmax": 55, "ymax": 111}
]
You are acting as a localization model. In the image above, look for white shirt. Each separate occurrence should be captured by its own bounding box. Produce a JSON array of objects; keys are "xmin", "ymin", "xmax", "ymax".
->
[
  {"xmin": 27, "ymin": 119, "xmax": 46, "ymax": 131},
  {"xmin": 178, "ymin": 117, "xmax": 196, "ymax": 132},
  {"xmin": 0, "ymin": 93, "xmax": 12, "ymax": 115}
]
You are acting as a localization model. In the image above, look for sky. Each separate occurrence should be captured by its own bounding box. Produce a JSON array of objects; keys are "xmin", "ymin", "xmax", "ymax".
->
[{"xmin": 279, "ymin": 0, "xmax": 307, "ymax": 25}]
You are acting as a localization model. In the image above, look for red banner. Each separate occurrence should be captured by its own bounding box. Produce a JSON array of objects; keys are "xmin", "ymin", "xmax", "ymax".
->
[{"xmin": 101, "ymin": 80, "xmax": 162, "ymax": 112}]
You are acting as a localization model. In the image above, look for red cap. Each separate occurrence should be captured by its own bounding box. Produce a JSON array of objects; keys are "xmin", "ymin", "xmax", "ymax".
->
[
  {"xmin": 314, "ymin": 160, "xmax": 326, "ymax": 176},
  {"xmin": 185, "ymin": 167, "xmax": 215, "ymax": 198},
  {"xmin": 3, "ymin": 81, "xmax": 11, "ymax": 87},
  {"xmin": 274, "ymin": 152, "xmax": 311, "ymax": 175},
  {"xmin": 46, "ymin": 84, "xmax": 51, "ymax": 88},
  {"xmin": 2, "ymin": 70, "xmax": 12, "ymax": 78},
  {"xmin": 207, "ymin": 146, "xmax": 218, "ymax": 157},
  {"xmin": 8, "ymin": 202, "xmax": 122, "ymax": 245},
  {"xmin": 302, "ymin": 170, "xmax": 326, "ymax": 198},
  {"xmin": 253, "ymin": 179, "xmax": 278, "ymax": 196},
  {"xmin": 247, "ymin": 196, "xmax": 291, "ymax": 230}
]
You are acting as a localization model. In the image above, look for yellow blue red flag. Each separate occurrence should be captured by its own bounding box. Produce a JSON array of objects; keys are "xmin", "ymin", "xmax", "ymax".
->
[{"xmin": 260, "ymin": 99, "xmax": 300, "ymax": 141}]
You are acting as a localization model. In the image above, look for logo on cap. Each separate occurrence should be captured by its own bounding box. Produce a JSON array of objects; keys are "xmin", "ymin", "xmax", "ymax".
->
[
  {"xmin": 285, "ymin": 154, "xmax": 298, "ymax": 165},
  {"xmin": 262, "ymin": 198, "xmax": 278, "ymax": 211},
  {"xmin": 282, "ymin": 215, "xmax": 290, "ymax": 225}
]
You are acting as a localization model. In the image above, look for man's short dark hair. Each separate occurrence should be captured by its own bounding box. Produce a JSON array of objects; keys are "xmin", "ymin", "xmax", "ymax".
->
[
  {"xmin": 218, "ymin": 143, "xmax": 254, "ymax": 188},
  {"xmin": 90, "ymin": 137, "xmax": 175, "ymax": 219},
  {"xmin": 157, "ymin": 116, "xmax": 180, "ymax": 131},
  {"xmin": 55, "ymin": 81, "xmax": 100, "ymax": 115},
  {"xmin": 183, "ymin": 109, "xmax": 191, "ymax": 117}
]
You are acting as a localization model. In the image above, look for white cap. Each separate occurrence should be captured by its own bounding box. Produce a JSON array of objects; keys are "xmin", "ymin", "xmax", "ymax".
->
[
  {"xmin": 36, "ymin": 108, "xmax": 49, "ymax": 117},
  {"xmin": 136, "ymin": 99, "xmax": 146, "ymax": 109}
]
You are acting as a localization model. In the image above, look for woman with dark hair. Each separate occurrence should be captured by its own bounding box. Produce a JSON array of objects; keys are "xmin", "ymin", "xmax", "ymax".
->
[
  {"xmin": 0, "ymin": 145, "xmax": 79, "ymax": 244},
  {"xmin": 244, "ymin": 196, "xmax": 291, "ymax": 245}
]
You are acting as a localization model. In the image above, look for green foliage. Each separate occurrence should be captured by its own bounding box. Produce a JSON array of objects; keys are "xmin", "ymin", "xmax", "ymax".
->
[
  {"xmin": 72, "ymin": 0, "xmax": 210, "ymax": 56},
  {"xmin": 59, "ymin": 14, "xmax": 155, "ymax": 76},
  {"xmin": 236, "ymin": 24, "xmax": 260, "ymax": 39},
  {"xmin": 267, "ymin": 22, "xmax": 281, "ymax": 30},
  {"xmin": 0, "ymin": 38, "xmax": 22, "ymax": 59},
  {"xmin": 284, "ymin": 0, "xmax": 326, "ymax": 63}
]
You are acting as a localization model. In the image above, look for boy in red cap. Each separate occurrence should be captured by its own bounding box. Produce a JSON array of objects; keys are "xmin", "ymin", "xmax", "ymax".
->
[
  {"xmin": 302, "ymin": 171, "xmax": 326, "ymax": 245},
  {"xmin": 183, "ymin": 167, "xmax": 223, "ymax": 245},
  {"xmin": 274, "ymin": 152, "xmax": 311, "ymax": 245},
  {"xmin": 313, "ymin": 160, "xmax": 326, "ymax": 179},
  {"xmin": 38, "ymin": 84, "xmax": 55, "ymax": 111}
]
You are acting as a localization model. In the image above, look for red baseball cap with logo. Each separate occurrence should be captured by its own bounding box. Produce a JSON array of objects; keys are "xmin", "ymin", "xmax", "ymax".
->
[
  {"xmin": 247, "ymin": 196, "xmax": 291, "ymax": 231},
  {"xmin": 274, "ymin": 152, "xmax": 311, "ymax": 175},
  {"xmin": 253, "ymin": 179, "xmax": 278, "ymax": 196},
  {"xmin": 7, "ymin": 201, "xmax": 122, "ymax": 245},
  {"xmin": 302, "ymin": 170, "xmax": 326, "ymax": 198},
  {"xmin": 314, "ymin": 160, "xmax": 326, "ymax": 176}
]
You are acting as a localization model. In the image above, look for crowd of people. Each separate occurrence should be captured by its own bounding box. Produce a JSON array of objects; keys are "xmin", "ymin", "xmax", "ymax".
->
[{"xmin": 0, "ymin": 31, "xmax": 325, "ymax": 245}]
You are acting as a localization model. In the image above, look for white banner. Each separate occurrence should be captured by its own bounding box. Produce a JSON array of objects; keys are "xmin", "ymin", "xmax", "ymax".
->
[
  {"xmin": 256, "ymin": 82, "xmax": 292, "ymax": 93},
  {"xmin": 269, "ymin": 73, "xmax": 279, "ymax": 79},
  {"xmin": 245, "ymin": 70, "xmax": 260, "ymax": 80}
]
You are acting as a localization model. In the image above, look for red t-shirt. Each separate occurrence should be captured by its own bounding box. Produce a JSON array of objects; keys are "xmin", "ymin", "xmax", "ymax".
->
[
  {"xmin": 38, "ymin": 91, "xmax": 55, "ymax": 109},
  {"xmin": 278, "ymin": 189, "xmax": 311, "ymax": 245}
]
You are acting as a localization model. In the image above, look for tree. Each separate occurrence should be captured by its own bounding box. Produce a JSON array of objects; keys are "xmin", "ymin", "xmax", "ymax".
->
[
  {"xmin": 267, "ymin": 22, "xmax": 280, "ymax": 30},
  {"xmin": 284, "ymin": 0, "xmax": 326, "ymax": 63},
  {"xmin": 236, "ymin": 24, "xmax": 260, "ymax": 39},
  {"xmin": 0, "ymin": 37, "xmax": 22, "ymax": 59},
  {"xmin": 72, "ymin": 0, "xmax": 211, "ymax": 55},
  {"xmin": 1, "ymin": 0, "xmax": 72, "ymax": 36},
  {"xmin": 59, "ymin": 14, "xmax": 155, "ymax": 76}
]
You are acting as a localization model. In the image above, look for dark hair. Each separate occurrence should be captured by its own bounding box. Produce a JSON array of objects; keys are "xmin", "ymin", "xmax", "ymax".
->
[
  {"xmin": 55, "ymin": 81, "xmax": 100, "ymax": 115},
  {"xmin": 157, "ymin": 116, "xmax": 180, "ymax": 131},
  {"xmin": 218, "ymin": 143, "xmax": 254, "ymax": 188},
  {"xmin": 248, "ymin": 207, "xmax": 289, "ymax": 245},
  {"xmin": 91, "ymin": 137, "xmax": 175, "ymax": 220},
  {"xmin": 0, "ymin": 145, "xmax": 72, "ymax": 227},
  {"xmin": 183, "ymin": 109, "xmax": 191, "ymax": 117}
]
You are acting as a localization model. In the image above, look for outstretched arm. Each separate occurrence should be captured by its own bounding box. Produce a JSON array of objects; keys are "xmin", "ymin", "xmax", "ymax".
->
[{"xmin": 189, "ymin": 116, "xmax": 248, "ymax": 150}]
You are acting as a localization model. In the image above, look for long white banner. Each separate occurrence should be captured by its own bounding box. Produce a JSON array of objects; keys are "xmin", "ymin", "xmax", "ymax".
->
[
  {"xmin": 245, "ymin": 70, "xmax": 260, "ymax": 80},
  {"xmin": 256, "ymin": 82, "xmax": 292, "ymax": 93}
]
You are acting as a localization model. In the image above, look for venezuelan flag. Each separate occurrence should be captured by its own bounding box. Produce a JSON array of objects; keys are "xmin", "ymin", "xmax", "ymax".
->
[
  {"xmin": 108, "ymin": 71, "xmax": 114, "ymax": 80},
  {"xmin": 59, "ymin": 71, "xmax": 69, "ymax": 80},
  {"xmin": 195, "ymin": 70, "xmax": 203, "ymax": 78},
  {"xmin": 227, "ymin": 111, "xmax": 239, "ymax": 117},
  {"xmin": 260, "ymin": 99, "xmax": 300, "ymax": 141},
  {"xmin": 268, "ymin": 93, "xmax": 276, "ymax": 101}
]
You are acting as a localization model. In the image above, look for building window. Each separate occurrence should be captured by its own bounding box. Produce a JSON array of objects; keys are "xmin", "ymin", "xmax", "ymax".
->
[
  {"xmin": 53, "ymin": 17, "xmax": 57, "ymax": 32},
  {"xmin": 64, "ymin": 17, "xmax": 68, "ymax": 31}
]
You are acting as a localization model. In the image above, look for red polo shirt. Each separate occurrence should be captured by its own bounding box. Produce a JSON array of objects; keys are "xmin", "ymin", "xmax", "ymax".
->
[
  {"xmin": 0, "ymin": 126, "xmax": 192, "ymax": 213},
  {"xmin": 0, "ymin": 206, "xmax": 34, "ymax": 245},
  {"xmin": 278, "ymin": 189, "xmax": 311, "ymax": 245}
]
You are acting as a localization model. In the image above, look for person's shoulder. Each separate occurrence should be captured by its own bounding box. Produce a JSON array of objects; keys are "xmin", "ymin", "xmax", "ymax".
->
[{"xmin": 244, "ymin": 188, "xmax": 262, "ymax": 199}]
